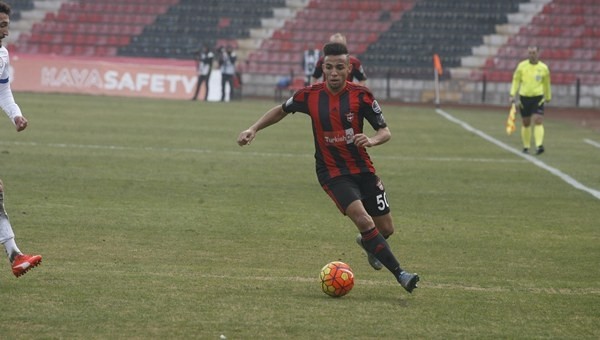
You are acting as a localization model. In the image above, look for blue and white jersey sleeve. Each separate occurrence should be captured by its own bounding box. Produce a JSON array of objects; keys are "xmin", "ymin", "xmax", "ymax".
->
[{"xmin": 0, "ymin": 46, "xmax": 22, "ymax": 121}]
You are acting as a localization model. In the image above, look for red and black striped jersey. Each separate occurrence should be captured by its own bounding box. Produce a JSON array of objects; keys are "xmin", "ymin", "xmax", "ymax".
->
[{"xmin": 282, "ymin": 81, "xmax": 387, "ymax": 185}]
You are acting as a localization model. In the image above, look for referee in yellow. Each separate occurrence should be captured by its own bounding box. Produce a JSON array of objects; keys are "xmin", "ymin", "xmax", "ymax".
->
[{"xmin": 509, "ymin": 45, "xmax": 552, "ymax": 155}]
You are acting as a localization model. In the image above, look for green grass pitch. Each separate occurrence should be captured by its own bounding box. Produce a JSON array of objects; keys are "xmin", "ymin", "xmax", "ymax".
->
[{"xmin": 0, "ymin": 93, "xmax": 598, "ymax": 338}]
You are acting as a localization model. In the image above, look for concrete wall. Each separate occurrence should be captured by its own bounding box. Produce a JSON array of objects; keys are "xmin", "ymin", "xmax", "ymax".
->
[{"xmin": 242, "ymin": 74, "xmax": 600, "ymax": 108}]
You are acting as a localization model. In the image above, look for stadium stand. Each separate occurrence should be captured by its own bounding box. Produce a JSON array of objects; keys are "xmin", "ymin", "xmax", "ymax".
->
[
  {"xmin": 14, "ymin": 0, "xmax": 177, "ymax": 57},
  {"xmin": 478, "ymin": 0, "xmax": 600, "ymax": 85},
  {"xmin": 360, "ymin": 0, "xmax": 529, "ymax": 80},
  {"xmin": 6, "ymin": 0, "xmax": 600, "ymax": 106},
  {"xmin": 3, "ymin": 0, "xmax": 33, "ymax": 21},
  {"xmin": 2, "ymin": 0, "xmax": 38, "ymax": 47},
  {"xmin": 119, "ymin": 0, "xmax": 285, "ymax": 59},
  {"xmin": 242, "ymin": 0, "xmax": 413, "ymax": 80}
]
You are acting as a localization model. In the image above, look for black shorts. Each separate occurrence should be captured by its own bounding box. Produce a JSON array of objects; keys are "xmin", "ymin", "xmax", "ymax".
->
[
  {"xmin": 322, "ymin": 173, "xmax": 390, "ymax": 216},
  {"xmin": 518, "ymin": 95, "xmax": 545, "ymax": 117}
]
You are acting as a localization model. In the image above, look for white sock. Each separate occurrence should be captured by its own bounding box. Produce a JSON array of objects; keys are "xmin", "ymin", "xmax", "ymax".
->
[
  {"xmin": 2, "ymin": 238, "xmax": 21, "ymax": 262},
  {"xmin": 0, "ymin": 216, "xmax": 21, "ymax": 261}
]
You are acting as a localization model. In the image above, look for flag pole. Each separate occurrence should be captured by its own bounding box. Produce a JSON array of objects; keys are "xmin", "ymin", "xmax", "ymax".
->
[
  {"xmin": 434, "ymin": 68, "xmax": 440, "ymax": 108},
  {"xmin": 433, "ymin": 54, "xmax": 443, "ymax": 108}
]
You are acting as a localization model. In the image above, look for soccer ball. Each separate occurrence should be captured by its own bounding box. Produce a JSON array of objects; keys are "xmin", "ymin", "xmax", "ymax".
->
[{"xmin": 319, "ymin": 261, "xmax": 354, "ymax": 297}]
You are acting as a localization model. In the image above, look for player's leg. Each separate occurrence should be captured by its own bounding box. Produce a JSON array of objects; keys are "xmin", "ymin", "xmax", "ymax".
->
[
  {"xmin": 357, "ymin": 174, "xmax": 394, "ymax": 269},
  {"xmin": 0, "ymin": 179, "xmax": 19, "ymax": 260},
  {"xmin": 372, "ymin": 214, "xmax": 394, "ymax": 237},
  {"xmin": 346, "ymin": 203, "xmax": 419, "ymax": 292},
  {"xmin": 228, "ymin": 76, "xmax": 235, "ymax": 101},
  {"xmin": 346, "ymin": 201, "xmax": 398, "ymax": 271},
  {"xmin": 323, "ymin": 175, "xmax": 419, "ymax": 292},
  {"xmin": 358, "ymin": 173, "xmax": 419, "ymax": 292},
  {"xmin": 221, "ymin": 75, "xmax": 227, "ymax": 101},
  {"xmin": 519, "ymin": 98, "xmax": 533, "ymax": 153},
  {"xmin": 203, "ymin": 74, "xmax": 211, "ymax": 101},
  {"xmin": 323, "ymin": 176, "xmax": 382, "ymax": 270},
  {"xmin": 191, "ymin": 76, "xmax": 201, "ymax": 100},
  {"xmin": 0, "ymin": 179, "xmax": 42, "ymax": 277},
  {"xmin": 533, "ymin": 98, "xmax": 545, "ymax": 154},
  {"xmin": 359, "ymin": 174, "xmax": 394, "ymax": 237}
]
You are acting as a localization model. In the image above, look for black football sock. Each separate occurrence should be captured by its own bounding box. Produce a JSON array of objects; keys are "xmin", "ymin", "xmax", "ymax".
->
[{"xmin": 360, "ymin": 228, "xmax": 403, "ymax": 276}]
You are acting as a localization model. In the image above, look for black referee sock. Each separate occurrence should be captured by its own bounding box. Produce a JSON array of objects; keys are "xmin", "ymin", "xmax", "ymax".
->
[{"xmin": 360, "ymin": 227, "xmax": 403, "ymax": 276}]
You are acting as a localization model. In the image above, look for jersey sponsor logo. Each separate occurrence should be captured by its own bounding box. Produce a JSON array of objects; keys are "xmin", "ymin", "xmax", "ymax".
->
[
  {"xmin": 372, "ymin": 100, "xmax": 382, "ymax": 114},
  {"xmin": 372, "ymin": 100, "xmax": 386, "ymax": 126},
  {"xmin": 285, "ymin": 96, "xmax": 294, "ymax": 108},
  {"xmin": 324, "ymin": 128, "xmax": 354, "ymax": 145},
  {"xmin": 376, "ymin": 113, "xmax": 386, "ymax": 126},
  {"xmin": 376, "ymin": 178, "xmax": 384, "ymax": 191},
  {"xmin": 345, "ymin": 111, "xmax": 354, "ymax": 122}
]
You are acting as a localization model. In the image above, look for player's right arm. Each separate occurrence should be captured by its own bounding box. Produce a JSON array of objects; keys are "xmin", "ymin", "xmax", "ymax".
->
[
  {"xmin": 509, "ymin": 62, "xmax": 523, "ymax": 102},
  {"xmin": 543, "ymin": 64, "xmax": 552, "ymax": 103},
  {"xmin": 237, "ymin": 105, "xmax": 288, "ymax": 146},
  {"xmin": 0, "ymin": 51, "xmax": 26, "ymax": 132},
  {"xmin": 0, "ymin": 82, "xmax": 27, "ymax": 131}
]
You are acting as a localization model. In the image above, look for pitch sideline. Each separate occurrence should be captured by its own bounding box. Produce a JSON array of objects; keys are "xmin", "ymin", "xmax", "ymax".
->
[
  {"xmin": 0, "ymin": 140, "xmax": 524, "ymax": 164},
  {"xmin": 584, "ymin": 138, "xmax": 600, "ymax": 149},
  {"xmin": 197, "ymin": 273, "xmax": 599, "ymax": 296},
  {"xmin": 435, "ymin": 108, "xmax": 600, "ymax": 200}
]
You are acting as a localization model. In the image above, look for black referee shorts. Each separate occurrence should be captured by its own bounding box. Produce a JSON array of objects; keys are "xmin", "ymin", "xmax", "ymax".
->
[
  {"xmin": 322, "ymin": 173, "xmax": 390, "ymax": 216},
  {"xmin": 518, "ymin": 95, "xmax": 545, "ymax": 117}
]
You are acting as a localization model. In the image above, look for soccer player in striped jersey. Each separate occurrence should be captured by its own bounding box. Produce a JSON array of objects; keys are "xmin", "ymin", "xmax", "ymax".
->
[
  {"xmin": 0, "ymin": 1, "xmax": 42, "ymax": 277},
  {"xmin": 237, "ymin": 42, "xmax": 419, "ymax": 293}
]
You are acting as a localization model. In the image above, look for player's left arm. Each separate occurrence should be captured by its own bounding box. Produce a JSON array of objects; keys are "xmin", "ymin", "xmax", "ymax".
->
[
  {"xmin": 0, "ymin": 85, "xmax": 26, "ymax": 131},
  {"xmin": 354, "ymin": 126, "xmax": 390, "ymax": 148},
  {"xmin": 543, "ymin": 65, "xmax": 552, "ymax": 103},
  {"xmin": 354, "ymin": 95, "xmax": 389, "ymax": 148},
  {"xmin": 0, "ymin": 56, "xmax": 27, "ymax": 132}
]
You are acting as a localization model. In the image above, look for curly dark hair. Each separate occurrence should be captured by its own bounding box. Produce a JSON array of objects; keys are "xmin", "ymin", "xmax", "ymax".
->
[{"xmin": 0, "ymin": 1, "xmax": 11, "ymax": 15}]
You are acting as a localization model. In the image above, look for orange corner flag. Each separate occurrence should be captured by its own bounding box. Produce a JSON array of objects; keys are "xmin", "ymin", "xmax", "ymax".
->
[
  {"xmin": 433, "ymin": 54, "xmax": 443, "ymax": 75},
  {"xmin": 506, "ymin": 103, "xmax": 517, "ymax": 135}
]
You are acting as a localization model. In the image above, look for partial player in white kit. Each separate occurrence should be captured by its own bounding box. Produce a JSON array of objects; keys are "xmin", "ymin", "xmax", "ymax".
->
[{"xmin": 0, "ymin": 1, "xmax": 42, "ymax": 277}]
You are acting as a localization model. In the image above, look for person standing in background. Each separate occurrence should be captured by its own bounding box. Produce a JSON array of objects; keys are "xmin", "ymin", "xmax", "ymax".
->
[
  {"xmin": 219, "ymin": 45, "xmax": 237, "ymax": 102},
  {"xmin": 0, "ymin": 1, "xmax": 42, "ymax": 277},
  {"xmin": 191, "ymin": 44, "xmax": 214, "ymax": 101},
  {"xmin": 301, "ymin": 46, "xmax": 320, "ymax": 86},
  {"xmin": 510, "ymin": 45, "xmax": 552, "ymax": 155}
]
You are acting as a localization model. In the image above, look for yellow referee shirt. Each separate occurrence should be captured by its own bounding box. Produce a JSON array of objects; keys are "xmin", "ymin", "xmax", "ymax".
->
[{"xmin": 510, "ymin": 60, "xmax": 552, "ymax": 101}]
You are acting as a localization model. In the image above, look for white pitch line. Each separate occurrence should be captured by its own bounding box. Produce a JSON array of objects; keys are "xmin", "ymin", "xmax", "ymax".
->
[
  {"xmin": 197, "ymin": 273, "xmax": 599, "ymax": 295},
  {"xmin": 0, "ymin": 140, "xmax": 524, "ymax": 164},
  {"xmin": 584, "ymin": 138, "xmax": 600, "ymax": 149},
  {"xmin": 436, "ymin": 109, "xmax": 600, "ymax": 200}
]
